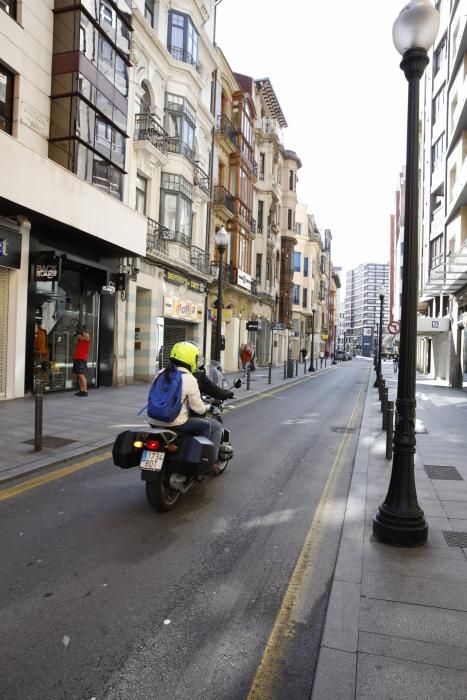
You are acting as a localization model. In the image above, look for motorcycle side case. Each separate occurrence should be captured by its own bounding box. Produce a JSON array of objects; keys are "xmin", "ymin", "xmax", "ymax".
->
[{"xmin": 112, "ymin": 430, "xmax": 143, "ymax": 468}]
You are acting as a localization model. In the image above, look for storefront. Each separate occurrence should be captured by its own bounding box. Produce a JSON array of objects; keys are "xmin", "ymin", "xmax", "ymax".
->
[
  {"xmin": 0, "ymin": 222, "xmax": 23, "ymax": 398},
  {"xmin": 26, "ymin": 243, "xmax": 117, "ymax": 394}
]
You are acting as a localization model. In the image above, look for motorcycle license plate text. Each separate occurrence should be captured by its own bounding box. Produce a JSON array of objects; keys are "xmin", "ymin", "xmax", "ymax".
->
[{"xmin": 140, "ymin": 450, "xmax": 165, "ymax": 471}]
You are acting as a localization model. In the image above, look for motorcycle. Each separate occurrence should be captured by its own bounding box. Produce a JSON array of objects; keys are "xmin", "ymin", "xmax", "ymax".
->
[{"xmin": 112, "ymin": 374, "xmax": 241, "ymax": 512}]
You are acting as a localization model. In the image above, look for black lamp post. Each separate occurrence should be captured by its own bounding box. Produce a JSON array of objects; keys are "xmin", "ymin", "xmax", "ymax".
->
[
  {"xmin": 308, "ymin": 304, "xmax": 317, "ymax": 372},
  {"xmin": 373, "ymin": 0, "xmax": 439, "ymax": 546},
  {"xmin": 374, "ymin": 287, "xmax": 385, "ymax": 386},
  {"xmin": 214, "ymin": 226, "xmax": 229, "ymax": 362}
]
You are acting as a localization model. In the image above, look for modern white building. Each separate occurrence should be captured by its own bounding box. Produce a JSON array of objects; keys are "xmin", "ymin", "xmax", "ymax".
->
[{"xmin": 345, "ymin": 263, "xmax": 390, "ymax": 357}]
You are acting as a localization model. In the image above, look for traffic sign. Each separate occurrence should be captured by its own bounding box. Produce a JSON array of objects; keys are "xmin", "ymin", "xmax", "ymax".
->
[{"xmin": 388, "ymin": 321, "xmax": 400, "ymax": 335}]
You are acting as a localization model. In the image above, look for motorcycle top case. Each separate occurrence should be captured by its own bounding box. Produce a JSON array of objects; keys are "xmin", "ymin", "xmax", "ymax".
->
[{"xmin": 112, "ymin": 430, "xmax": 142, "ymax": 468}]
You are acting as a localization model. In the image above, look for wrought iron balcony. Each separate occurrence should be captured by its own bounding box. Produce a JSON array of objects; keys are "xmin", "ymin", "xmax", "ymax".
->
[
  {"xmin": 193, "ymin": 163, "xmax": 210, "ymax": 195},
  {"xmin": 147, "ymin": 218, "xmax": 191, "ymax": 256},
  {"xmin": 236, "ymin": 199, "xmax": 256, "ymax": 233},
  {"xmin": 216, "ymin": 114, "xmax": 237, "ymax": 147},
  {"xmin": 167, "ymin": 45, "xmax": 199, "ymax": 73},
  {"xmin": 210, "ymin": 262, "xmax": 234, "ymax": 284},
  {"xmin": 166, "ymin": 136, "xmax": 195, "ymax": 162},
  {"xmin": 134, "ymin": 113, "xmax": 168, "ymax": 152},
  {"xmin": 213, "ymin": 185, "xmax": 235, "ymax": 213},
  {"xmin": 190, "ymin": 245, "xmax": 210, "ymax": 275}
]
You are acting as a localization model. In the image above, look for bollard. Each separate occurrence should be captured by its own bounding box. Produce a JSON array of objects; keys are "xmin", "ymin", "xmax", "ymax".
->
[
  {"xmin": 381, "ymin": 387, "xmax": 388, "ymax": 415},
  {"xmin": 268, "ymin": 363, "xmax": 272, "ymax": 384},
  {"xmin": 246, "ymin": 366, "xmax": 251, "ymax": 390},
  {"xmin": 283, "ymin": 361, "xmax": 286, "ymax": 379},
  {"xmin": 379, "ymin": 379, "xmax": 386, "ymax": 401},
  {"xmin": 34, "ymin": 383, "xmax": 44, "ymax": 452},
  {"xmin": 304, "ymin": 361, "xmax": 307, "ymax": 375},
  {"xmin": 385, "ymin": 401, "xmax": 394, "ymax": 459},
  {"xmin": 295, "ymin": 360, "xmax": 298, "ymax": 376}
]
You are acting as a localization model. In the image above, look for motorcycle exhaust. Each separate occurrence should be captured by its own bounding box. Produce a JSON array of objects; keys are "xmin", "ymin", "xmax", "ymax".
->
[{"xmin": 169, "ymin": 474, "xmax": 197, "ymax": 494}]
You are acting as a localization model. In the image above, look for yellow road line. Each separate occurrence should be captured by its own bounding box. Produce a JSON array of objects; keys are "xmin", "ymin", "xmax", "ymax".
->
[
  {"xmin": 0, "ymin": 451, "xmax": 112, "ymax": 502},
  {"xmin": 247, "ymin": 378, "xmax": 367, "ymax": 699}
]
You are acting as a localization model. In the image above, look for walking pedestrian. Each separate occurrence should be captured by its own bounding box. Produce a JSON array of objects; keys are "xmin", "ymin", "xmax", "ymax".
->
[
  {"xmin": 240, "ymin": 343, "xmax": 252, "ymax": 376},
  {"xmin": 73, "ymin": 326, "xmax": 90, "ymax": 396},
  {"xmin": 300, "ymin": 347, "xmax": 307, "ymax": 363}
]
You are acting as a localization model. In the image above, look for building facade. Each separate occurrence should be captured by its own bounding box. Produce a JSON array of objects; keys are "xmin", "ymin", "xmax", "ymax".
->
[{"xmin": 345, "ymin": 263, "xmax": 390, "ymax": 357}]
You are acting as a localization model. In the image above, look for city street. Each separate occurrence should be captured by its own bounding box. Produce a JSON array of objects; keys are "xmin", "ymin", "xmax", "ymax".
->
[{"xmin": 0, "ymin": 361, "xmax": 368, "ymax": 700}]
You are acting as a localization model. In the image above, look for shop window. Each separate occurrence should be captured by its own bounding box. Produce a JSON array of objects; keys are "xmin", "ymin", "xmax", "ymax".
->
[
  {"xmin": 0, "ymin": 63, "xmax": 14, "ymax": 134},
  {"xmin": 136, "ymin": 174, "xmax": 148, "ymax": 214},
  {"xmin": 0, "ymin": 0, "xmax": 16, "ymax": 18},
  {"xmin": 168, "ymin": 11, "xmax": 199, "ymax": 69}
]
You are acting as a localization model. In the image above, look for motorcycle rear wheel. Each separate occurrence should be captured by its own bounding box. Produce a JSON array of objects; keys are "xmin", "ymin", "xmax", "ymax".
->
[{"xmin": 145, "ymin": 469, "xmax": 181, "ymax": 512}]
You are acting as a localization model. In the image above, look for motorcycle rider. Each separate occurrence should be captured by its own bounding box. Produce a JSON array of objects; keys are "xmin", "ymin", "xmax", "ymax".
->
[{"xmin": 148, "ymin": 342, "xmax": 223, "ymax": 474}]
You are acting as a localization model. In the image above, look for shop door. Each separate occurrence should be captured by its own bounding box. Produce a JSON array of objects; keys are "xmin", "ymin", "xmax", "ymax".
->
[
  {"xmin": 162, "ymin": 324, "xmax": 186, "ymax": 367},
  {"xmin": 0, "ymin": 268, "xmax": 9, "ymax": 398}
]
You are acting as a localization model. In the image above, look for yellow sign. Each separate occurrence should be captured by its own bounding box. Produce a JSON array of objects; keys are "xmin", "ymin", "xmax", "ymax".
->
[{"xmin": 321, "ymin": 333, "xmax": 328, "ymax": 340}]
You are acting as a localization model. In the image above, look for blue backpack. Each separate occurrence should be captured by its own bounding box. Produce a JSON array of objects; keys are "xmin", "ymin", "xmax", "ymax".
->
[{"xmin": 147, "ymin": 365, "xmax": 183, "ymax": 422}]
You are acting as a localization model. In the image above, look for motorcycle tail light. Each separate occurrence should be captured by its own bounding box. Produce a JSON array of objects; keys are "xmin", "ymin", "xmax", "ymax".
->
[
  {"xmin": 166, "ymin": 444, "xmax": 178, "ymax": 452},
  {"xmin": 147, "ymin": 439, "xmax": 161, "ymax": 451},
  {"xmin": 133, "ymin": 440, "xmax": 143, "ymax": 449}
]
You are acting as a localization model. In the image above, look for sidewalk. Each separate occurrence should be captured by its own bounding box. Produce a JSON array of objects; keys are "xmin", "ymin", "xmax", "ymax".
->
[
  {"xmin": 312, "ymin": 361, "xmax": 467, "ymax": 699},
  {"xmin": 0, "ymin": 360, "xmax": 333, "ymax": 484}
]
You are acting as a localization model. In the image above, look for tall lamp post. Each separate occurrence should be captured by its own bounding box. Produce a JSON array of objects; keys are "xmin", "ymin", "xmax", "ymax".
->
[
  {"xmin": 308, "ymin": 303, "xmax": 317, "ymax": 372},
  {"xmin": 214, "ymin": 226, "xmax": 229, "ymax": 362},
  {"xmin": 373, "ymin": 0, "xmax": 439, "ymax": 546},
  {"xmin": 374, "ymin": 287, "xmax": 385, "ymax": 386}
]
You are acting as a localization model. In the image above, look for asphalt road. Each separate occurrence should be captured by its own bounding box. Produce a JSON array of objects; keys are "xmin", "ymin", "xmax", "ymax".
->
[{"xmin": 0, "ymin": 359, "xmax": 370, "ymax": 700}]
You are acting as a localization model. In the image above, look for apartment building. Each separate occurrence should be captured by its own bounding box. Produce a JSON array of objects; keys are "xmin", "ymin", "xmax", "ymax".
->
[
  {"xmin": 345, "ymin": 263, "xmax": 390, "ymax": 357},
  {"xmin": 0, "ymin": 0, "xmax": 147, "ymax": 399},
  {"xmin": 418, "ymin": 0, "xmax": 467, "ymax": 386}
]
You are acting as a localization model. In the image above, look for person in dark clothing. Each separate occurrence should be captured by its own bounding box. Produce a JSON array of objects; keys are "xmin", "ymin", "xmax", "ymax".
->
[{"xmin": 193, "ymin": 366, "xmax": 234, "ymax": 401}]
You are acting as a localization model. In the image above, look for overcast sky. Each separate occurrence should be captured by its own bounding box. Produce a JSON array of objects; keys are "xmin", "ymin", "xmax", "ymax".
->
[{"xmin": 216, "ymin": 0, "xmax": 411, "ymax": 280}]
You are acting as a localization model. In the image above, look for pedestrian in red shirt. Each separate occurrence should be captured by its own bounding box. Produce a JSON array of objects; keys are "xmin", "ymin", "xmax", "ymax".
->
[{"xmin": 73, "ymin": 327, "xmax": 90, "ymax": 397}]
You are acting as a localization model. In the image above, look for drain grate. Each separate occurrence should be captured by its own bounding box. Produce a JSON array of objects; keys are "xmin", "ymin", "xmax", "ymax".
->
[
  {"xmin": 23, "ymin": 436, "xmax": 78, "ymax": 448},
  {"xmin": 331, "ymin": 427, "xmax": 356, "ymax": 434},
  {"xmin": 424, "ymin": 465, "xmax": 463, "ymax": 481},
  {"xmin": 443, "ymin": 531, "xmax": 467, "ymax": 548}
]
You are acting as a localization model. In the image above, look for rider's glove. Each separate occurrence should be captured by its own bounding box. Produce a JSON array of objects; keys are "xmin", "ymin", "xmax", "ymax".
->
[{"xmin": 227, "ymin": 391, "xmax": 234, "ymax": 399}]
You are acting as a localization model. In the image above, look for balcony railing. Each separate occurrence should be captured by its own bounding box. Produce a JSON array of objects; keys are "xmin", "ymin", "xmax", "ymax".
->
[
  {"xmin": 216, "ymin": 114, "xmax": 237, "ymax": 147},
  {"xmin": 236, "ymin": 199, "xmax": 256, "ymax": 232},
  {"xmin": 190, "ymin": 245, "xmax": 210, "ymax": 275},
  {"xmin": 210, "ymin": 262, "xmax": 234, "ymax": 284},
  {"xmin": 166, "ymin": 136, "xmax": 195, "ymax": 162},
  {"xmin": 213, "ymin": 185, "xmax": 235, "ymax": 213},
  {"xmin": 134, "ymin": 113, "xmax": 168, "ymax": 152},
  {"xmin": 147, "ymin": 218, "xmax": 191, "ymax": 254},
  {"xmin": 167, "ymin": 45, "xmax": 199, "ymax": 73},
  {"xmin": 193, "ymin": 163, "xmax": 210, "ymax": 195}
]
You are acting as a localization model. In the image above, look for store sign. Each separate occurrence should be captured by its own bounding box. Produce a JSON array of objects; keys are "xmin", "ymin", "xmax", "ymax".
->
[
  {"xmin": 236, "ymin": 268, "xmax": 252, "ymax": 292},
  {"xmin": 101, "ymin": 282, "xmax": 116, "ymax": 295},
  {"xmin": 164, "ymin": 270, "xmax": 207, "ymax": 294},
  {"xmin": 164, "ymin": 296, "xmax": 203, "ymax": 322},
  {"xmin": 0, "ymin": 226, "xmax": 22, "ymax": 270},
  {"xmin": 34, "ymin": 255, "xmax": 60, "ymax": 281},
  {"xmin": 272, "ymin": 322, "xmax": 284, "ymax": 331},
  {"xmin": 246, "ymin": 320, "xmax": 261, "ymax": 331}
]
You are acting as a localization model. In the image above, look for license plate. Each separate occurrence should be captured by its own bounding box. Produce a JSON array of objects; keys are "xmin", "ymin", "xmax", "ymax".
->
[{"xmin": 140, "ymin": 450, "xmax": 165, "ymax": 471}]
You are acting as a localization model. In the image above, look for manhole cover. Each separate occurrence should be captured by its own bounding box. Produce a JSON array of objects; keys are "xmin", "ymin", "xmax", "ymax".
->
[
  {"xmin": 424, "ymin": 465, "xmax": 463, "ymax": 481},
  {"xmin": 23, "ymin": 436, "xmax": 77, "ymax": 448},
  {"xmin": 443, "ymin": 531, "xmax": 467, "ymax": 548},
  {"xmin": 331, "ymin": 427, "xmax": 356, "ymax": 434}
]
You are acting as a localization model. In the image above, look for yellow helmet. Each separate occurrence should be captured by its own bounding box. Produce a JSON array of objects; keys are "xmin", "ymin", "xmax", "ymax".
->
[{"xmin": 170, "ymin": 341, "xmax": 199, "ymax": 373}]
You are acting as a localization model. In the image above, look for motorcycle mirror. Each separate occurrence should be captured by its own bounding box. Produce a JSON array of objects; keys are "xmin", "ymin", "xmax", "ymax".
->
[{"xmin": 234, "ymin": 378, "xmax": 242, "ymax": 388}]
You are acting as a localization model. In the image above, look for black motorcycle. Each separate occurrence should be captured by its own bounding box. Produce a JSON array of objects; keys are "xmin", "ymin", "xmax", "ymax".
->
[{"xmin": 112, "ymin": 377, "xmax": 241, "ymax": 512}]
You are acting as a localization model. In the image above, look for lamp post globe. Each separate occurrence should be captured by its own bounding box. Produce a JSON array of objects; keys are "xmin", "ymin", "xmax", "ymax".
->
[
  {"xmin": 373, "ymin": 0, "xmax": 439, "ymax": 547},
  {"xmin": 308, "ymin": 303, "xmax": 317, "ymax": 372},
  {"xmin": 214, "ymin": 226, "xmax": 229, "ymax": 362}
]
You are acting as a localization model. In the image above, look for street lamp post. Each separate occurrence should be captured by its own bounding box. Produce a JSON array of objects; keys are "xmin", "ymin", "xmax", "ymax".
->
[
  {"xmin": 374, "ymin": 288, "xmax": 385, "ymax": 386},
  {"xmin": 308, "ymin": 304, "xmax": 317, "ymax": 372},
  {"xmin": 373, "ymin": 0, "xmax": 439, "ymax": 546},
  {"xmin": 214, "ymin": 226, "xmax": 229, "ymax": 362}
]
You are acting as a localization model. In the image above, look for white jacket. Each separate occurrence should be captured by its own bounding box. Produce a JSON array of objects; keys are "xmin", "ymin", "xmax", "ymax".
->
[{"xmin": 148, "ymin": 366, "xmax": 207, "ymax": 427}]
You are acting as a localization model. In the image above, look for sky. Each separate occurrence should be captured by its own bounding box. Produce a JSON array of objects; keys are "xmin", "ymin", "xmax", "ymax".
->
[{"xmin": 216, "ymin": 0, "xmax": 410, "ymax": 282}]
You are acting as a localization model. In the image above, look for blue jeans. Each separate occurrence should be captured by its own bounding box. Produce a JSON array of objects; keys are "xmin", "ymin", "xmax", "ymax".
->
[{"xmin": 176, "ymin": 417, "xmax": 223, "ymax": 456}]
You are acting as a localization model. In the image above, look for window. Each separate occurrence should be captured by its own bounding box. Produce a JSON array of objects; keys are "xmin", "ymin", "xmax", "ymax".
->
[
  {"xmin": 432, "ymin": 85, "xmax": 445, "ymax": 125},
  {"xmin": 160, "ymin": 173, "xmax": 193, "ymax": 240},
  {"xmin": 434, "ymin": 38, "xmax": 446, "ymax": 76},
  {"xmin": 256, "ymin": 253, "xmax": 262, "ymax": 282},
  {"xmin": 294, "ymin": 251, "xmax": 301, "ymax": 272},
  {"xmin": 0, "ymin": 63, "xmax": 14, "ymax": 134},
  {"xmin": 145, "ymin": 0, "xmax": 155, "ymax": 27},
  {"xmin": 289, "ymin": 169, "xmax": 294, "ymax": 191},
  {"xmin": 292, "ymin": 285, "xmax": 300, "ymax": 305},
  {"xmin": 431, "ymin": 134, "xmax": 444, "ymax": 173},
  {"xmin": 135, "ymin": 174, "xmax": 148, "ymax": 214},
  {"xmin": 257, "ymin": 200, "xmax": 264, "ymax": 233},
  {"xmin": 295, "ymin": 222, "xmax": 302, "ymax": 236},
  {"xmin": 0, "ymin": 0, "xmax": 15, "ymax": 18},
  {"xmin": 287, "ymin": 209, "xmax": 293, "ymax": 230},
  {"xmin": 165, "ymin": 93, "xmax": 196, "ymax": 161},
  {"xmin": 430, "ymin": 235, "xmax": 443, "ymax": 269},
  {"xmin": 259, "ymin": 152, "xmax": 265, "ymax": 180},
  {"xmin": 304, "ymin": 257, "xmax": 309, "ymax": 277},
  {"xmin": 302, "ymin": 288, "xmax": 308, "ymax": 308},
  {"xmin": 168, "ymin": 11, "xmax": 199, "ymax": 69}
]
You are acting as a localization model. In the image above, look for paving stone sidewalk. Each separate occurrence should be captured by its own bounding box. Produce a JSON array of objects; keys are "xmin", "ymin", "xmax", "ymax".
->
[
  {"xmin": 0, "ymin": 360, "xmax": 333, "ymax": 484},
  {"xmin": 312, "ymin": 361, "xmax": 467, "ymax": 700}
]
